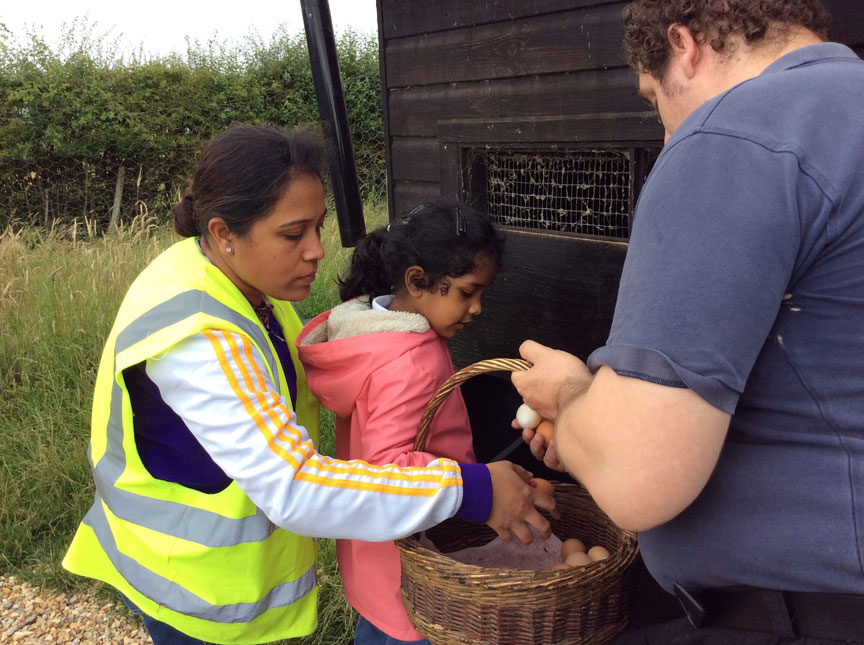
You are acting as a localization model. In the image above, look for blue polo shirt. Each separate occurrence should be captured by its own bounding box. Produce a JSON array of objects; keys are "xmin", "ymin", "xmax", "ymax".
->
[{"xmin": 588, "ymin": 43, "xmax": 864, "ymax": 594}]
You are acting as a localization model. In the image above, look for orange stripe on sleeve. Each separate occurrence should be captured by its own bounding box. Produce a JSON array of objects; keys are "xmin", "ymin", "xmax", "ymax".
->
[
  {"xmin": 202, "ymin": 330, "xmax": 301, "ymax": 470},
  {"xmin": 295, "ymin": 471, "xmax": 461, "ymax": 495},
  {"xmin": 226, "ymin": 333, "xmax": 314, "ymax": 461},
  {"xmin": 239, "ymin": 334, "xmax": 316, "ymax": 459},
  {"xmin": 202, "ymin": 329, "xmax": 463, "ymax": 493}
]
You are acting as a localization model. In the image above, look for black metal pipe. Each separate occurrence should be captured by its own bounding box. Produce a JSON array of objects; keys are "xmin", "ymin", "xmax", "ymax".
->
[{"xmin": 301, "ymin": 0, "xmax": 366, "ymax": 247}]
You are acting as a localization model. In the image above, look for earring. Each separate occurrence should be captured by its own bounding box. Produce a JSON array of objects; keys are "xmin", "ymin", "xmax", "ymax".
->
[{"xmin": 225, "ymin": 247, "xmax": 232, "ymax": 253}]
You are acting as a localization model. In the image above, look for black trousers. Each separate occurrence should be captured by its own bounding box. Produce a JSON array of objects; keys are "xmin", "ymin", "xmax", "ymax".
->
[
  {"xmin": 615, "ymin": 617, "xmax": 860, "ymax": 644},
  {"xmin": 615, "ymin": 557, "xmax": 864, "ymax": 645}
]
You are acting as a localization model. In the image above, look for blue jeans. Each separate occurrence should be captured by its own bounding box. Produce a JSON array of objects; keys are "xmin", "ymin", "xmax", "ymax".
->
[
  {"xmin": 122, "ymin": 596, "xmax": 215, "ymax": 645},
  {"xmin": 354, "ymin": 615, "xmax": 430, "ymax": 645}
]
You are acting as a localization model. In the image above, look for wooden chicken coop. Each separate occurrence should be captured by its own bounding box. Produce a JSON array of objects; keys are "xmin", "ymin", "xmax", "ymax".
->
[{"xmin": 372, "ymin": 0, "xmax": 864, "ymax": 467}]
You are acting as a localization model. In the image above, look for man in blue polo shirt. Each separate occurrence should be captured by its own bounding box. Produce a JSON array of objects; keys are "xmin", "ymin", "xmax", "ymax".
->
[{"xmin": 512, "ymin": 0, "xmax": 864, "ymax": 641}]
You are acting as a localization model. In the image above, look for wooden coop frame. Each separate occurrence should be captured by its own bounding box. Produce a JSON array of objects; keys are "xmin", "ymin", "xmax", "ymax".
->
[{"xmin": 371, "ymin": 0, "xmax": 864, "ymax": 468}]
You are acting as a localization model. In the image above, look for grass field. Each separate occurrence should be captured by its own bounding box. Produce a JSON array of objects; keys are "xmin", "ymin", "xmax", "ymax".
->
[{"xmin": 0, "ymin": 200, "xmax": 388, "ymax": 644}]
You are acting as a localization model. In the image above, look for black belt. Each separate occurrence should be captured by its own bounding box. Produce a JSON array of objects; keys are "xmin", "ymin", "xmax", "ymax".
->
[{"xmin": 674, "ymin": 583, "xmax": 864, "ymax": 642}]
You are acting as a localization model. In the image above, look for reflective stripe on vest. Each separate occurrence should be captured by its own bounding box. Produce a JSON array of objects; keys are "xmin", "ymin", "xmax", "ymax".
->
[
  {"xmin": 64, "ymin": 238, "xmax": 319, "ymax": 640},
  {"xmin": 92, "ymin": 290, "xmax": 278, "ymax": 546},
  {"xmin": 82, "ymin": 495, "xmax": 316, "ymax": 622},
  {"xmin": 117, "ymin": 289, "xmax": 279, "ymax": 378},
  {"xmin": 86, "ymin": 288, "xmax": 316, "ymax": 615}
]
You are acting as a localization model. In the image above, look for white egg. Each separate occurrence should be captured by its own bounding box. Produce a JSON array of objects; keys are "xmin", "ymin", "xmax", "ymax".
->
[{"xmin": 515, "ymin": 403, "xmax": 541, "ymax": 429}]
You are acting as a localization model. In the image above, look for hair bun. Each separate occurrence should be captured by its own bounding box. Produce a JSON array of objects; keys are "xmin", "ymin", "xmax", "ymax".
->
[{"xmin": 172, "ymin": 193, "xmax": 198, "ymax": 237}]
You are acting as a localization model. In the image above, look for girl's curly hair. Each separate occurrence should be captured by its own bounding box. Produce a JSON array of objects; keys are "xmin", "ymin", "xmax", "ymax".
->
[
  {"xmin": 623, "ymin": 0, "xmax": 831, "ymax": 78},
  {"xmin": 337, "ymin": 198, "xmax": 504, "ymax": 302}
]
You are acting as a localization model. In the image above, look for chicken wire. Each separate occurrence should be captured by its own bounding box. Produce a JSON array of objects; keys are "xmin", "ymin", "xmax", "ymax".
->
[{"xmin": 473, "ymin": 149, "xmax": 634, "ymax": 240}]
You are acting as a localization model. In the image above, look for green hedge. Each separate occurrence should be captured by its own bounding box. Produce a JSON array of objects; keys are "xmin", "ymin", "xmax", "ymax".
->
[{"xmin": 0, "ymin": 23, "xmax": 385, "ymax": 230}]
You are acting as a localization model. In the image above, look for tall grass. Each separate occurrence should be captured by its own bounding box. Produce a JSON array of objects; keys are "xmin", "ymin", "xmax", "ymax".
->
[{"xmin": 0, "ymin": 200, "xmax": 388, "ymax": 644}]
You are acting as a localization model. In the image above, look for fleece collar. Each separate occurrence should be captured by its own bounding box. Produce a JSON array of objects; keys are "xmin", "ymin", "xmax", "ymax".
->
[{"xmin": 299, "ymin": 296, "xmax": 429, "ymax": 345}]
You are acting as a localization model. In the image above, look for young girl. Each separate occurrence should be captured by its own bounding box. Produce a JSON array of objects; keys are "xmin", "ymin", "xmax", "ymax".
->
[{"xmin": 297, "ymin": 198, "xmax": 504, "ymax": 644}]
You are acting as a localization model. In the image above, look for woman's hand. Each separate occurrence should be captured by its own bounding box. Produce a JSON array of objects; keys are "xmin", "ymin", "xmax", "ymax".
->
[
  {"xmin": 511, "ymin": 340, "xmax": 591, "ymax": 420},
  {"xmin": 485, "ymin": 461, "xmax": 558, "ymax": 543}
]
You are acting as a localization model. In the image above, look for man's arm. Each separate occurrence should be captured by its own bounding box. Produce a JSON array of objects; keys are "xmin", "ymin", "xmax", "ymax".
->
[
  {"xmin": 513, "ymin": 340, "xmax": 730, "ymax": 532},
  {"xmin": 556, "ymin": 364, "xmax": 729, "ymax": 531}
]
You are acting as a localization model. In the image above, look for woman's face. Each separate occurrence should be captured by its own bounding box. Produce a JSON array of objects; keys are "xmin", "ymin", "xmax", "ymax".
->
[{"xmin": 227, "ymin": 173, "xmax": 327, "ymax": 303}]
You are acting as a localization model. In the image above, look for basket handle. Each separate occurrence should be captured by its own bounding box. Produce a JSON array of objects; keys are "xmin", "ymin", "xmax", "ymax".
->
[{"xmin": 414, "ymin": 358, "xmax": 532, "ymax": 451}]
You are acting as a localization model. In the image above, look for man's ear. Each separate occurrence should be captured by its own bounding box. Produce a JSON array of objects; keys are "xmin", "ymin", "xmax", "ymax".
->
[
  {"xmin": 667, "ymin": 24, "xmax": 702, "ymax": 79},
  {"xmin": 403, "ymin": 265, "xmax": 427, "ymax": 296},
  {"xmin": 207, "ymin": 217, "xmax": 233, "ymax": 251}
]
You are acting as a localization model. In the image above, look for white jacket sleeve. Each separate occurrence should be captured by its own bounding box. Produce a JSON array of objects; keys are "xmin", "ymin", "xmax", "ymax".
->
[{"xmin": 145, "ymin": 329, "xmax": 464, "ymax": 541}]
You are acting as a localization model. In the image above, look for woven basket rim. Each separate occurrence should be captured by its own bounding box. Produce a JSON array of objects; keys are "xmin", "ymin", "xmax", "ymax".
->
[
  {"xmin": 400, "ymin": 357, "xmax": 639, "ymax": 578},
  {"xmin": 413, "ymin": 357, "xmax": 531, "ymax": 451}
]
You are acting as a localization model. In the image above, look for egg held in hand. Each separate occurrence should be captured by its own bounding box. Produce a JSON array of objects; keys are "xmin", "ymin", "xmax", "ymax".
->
[
  {"xmin": 535, "ymin": 420, "xmax": 554, "ymax": 444},
  {"xmin": 515, "ymin": 403, "xmax": 541, "ymax": 429}
]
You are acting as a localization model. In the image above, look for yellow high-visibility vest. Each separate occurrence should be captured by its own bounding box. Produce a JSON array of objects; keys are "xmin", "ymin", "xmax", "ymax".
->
[{"xmin": 63, "ymin": 237, "xmax": 321, "ymax": 644}]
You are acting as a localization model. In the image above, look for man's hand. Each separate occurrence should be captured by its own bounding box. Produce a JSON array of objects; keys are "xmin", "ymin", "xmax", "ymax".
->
[
  {"xmin": 521, "ymin": 427, "xmax": 569, "ymax": 472},
  {"xmin": 485, "ymin": 461, "xmax": 558, "ymax": 543},
  {"xmin": 509, "ymin": 416, "xmax": 569, "ymax": 472},
  {"xmin": 511, "ymin": 340, "xmax": 591, "ymax": 420}
]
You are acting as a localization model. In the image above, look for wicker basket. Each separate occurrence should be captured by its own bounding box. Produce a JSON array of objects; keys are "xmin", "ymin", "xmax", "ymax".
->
[{"xmin": 396, "ymin": 358, "xmax": 639, "ymax": 644}]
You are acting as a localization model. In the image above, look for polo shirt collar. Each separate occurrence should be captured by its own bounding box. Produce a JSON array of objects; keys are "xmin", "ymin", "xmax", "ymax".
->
[{"xmin": 761, "ymin": 42, "xmax": 859, "ymax": 76}]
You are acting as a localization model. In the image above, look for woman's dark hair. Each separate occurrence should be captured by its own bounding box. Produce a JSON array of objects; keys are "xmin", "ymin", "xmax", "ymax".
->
[
  {"xmin": 172, "ymin": 123, "xmax": 324, "ymax": 238},
  {"xmin": 623, "ymin": 0, "xmax": 831, "ymax": 78},
  {"xmin": 338, "ymin": 198, "xmax": 504, "ymax": 302}
]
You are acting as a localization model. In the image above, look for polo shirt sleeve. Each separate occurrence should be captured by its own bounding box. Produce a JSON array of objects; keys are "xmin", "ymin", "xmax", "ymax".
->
[{"xmin": 588, "ymin": 132, "xmax": 807, "ymax": 413}]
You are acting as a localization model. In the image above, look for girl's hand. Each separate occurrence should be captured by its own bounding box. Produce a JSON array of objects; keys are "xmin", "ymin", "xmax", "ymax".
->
[
  {"xmin": 485, "ymin": 461, "xmax": 559, "ymax": 543},
  {"xmin": 521, "ymin": 427, "xmax": 568, "ymax": 472}
]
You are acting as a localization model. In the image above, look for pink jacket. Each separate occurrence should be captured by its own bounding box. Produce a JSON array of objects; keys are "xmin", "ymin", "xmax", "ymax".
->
[{"xmin": 297, "ymin": 296, "xmax": 475, "ymax": 641}]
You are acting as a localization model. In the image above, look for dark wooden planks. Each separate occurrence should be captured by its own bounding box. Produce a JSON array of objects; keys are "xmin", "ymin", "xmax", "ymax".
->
[
  {"xmin": 449, "ymin": 230, "xmax": 628, "ymax": 368},
  {"xmin": 376, "ymin": 0, "xmax": 864, "ymax": 379},
  {"xmin": 381, "ymin": 0, "xmax": 864, "ymax": 47},
  {"xmin": 390, "ymin": 138, "xmax": 440, "ymax": 182},
  {"xmin": 437, "ymin": 112, "xmax": 663, "ymax": 144},
  {"xmin": 389, "ymin": 114, "xmax": 661, "ymax": 190},
  {"xmin": 385, "ymin": 3, "xmax": 629, "ymax": 87},
  {"xmin": 825, "ymin": 0, "xmax": 864, "ymax": 48},
  {"xmin": 388, "ymin": 66, "xmax": 644, "ymax": 137},
  {"xmin": 392, "ymin": 180, "xmax": 441, "ymax": 217},
  {"xmin": 380, "ymin": 0, "xmax": 624, "ymax": 40}
]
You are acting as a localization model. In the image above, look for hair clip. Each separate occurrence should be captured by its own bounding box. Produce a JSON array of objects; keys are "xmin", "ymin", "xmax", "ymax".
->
[{"xmin": 455, "ymin": 207, "xmax": 467, "ymax": 237}]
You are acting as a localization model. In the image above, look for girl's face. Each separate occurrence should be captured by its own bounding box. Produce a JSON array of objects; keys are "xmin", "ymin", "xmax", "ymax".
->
[
  {"xmin": 218, "ymin": 173, "xmax": 327, "ymax": 303},
  {"xmin": 400, "ymin": 254, "xmax": 498, "ymax": 339}
]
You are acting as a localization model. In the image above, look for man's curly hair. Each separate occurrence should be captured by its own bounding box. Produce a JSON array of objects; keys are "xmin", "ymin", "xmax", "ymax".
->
[{"xmin": 623, "ymin": 0, "xmax": 831, "ymax": 78}]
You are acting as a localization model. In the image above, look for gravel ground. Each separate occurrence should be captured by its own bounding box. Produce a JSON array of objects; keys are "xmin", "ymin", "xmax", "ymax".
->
[{"xmin": 0, "ymin": 576, "xmax": 150, "ymax": 644}]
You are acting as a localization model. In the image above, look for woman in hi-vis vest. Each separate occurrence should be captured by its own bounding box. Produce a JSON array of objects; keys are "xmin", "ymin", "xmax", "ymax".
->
[{"xmin": 63, "ymin": 123, "xmax": 557, "ymax": 645}]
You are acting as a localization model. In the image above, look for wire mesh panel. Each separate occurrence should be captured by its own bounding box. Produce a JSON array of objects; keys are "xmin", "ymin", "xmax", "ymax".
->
[{"xmin": 473, "ymin": 149, "xmax": 633, "ymax": 240}]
